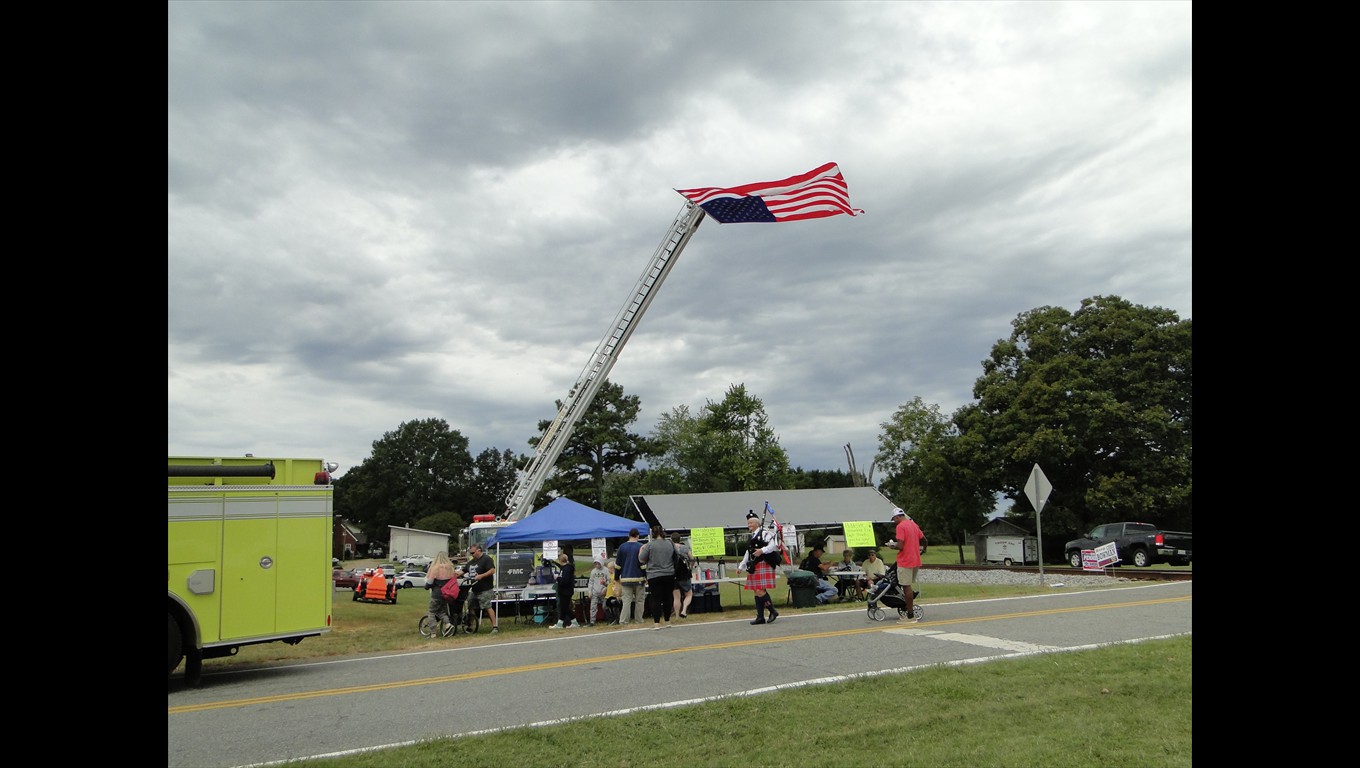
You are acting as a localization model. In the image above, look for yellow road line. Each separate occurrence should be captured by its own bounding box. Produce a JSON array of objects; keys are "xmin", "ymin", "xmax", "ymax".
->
[{"xmin": 170, "ymin": 595, "xmax": 1189, "ymax": 714}]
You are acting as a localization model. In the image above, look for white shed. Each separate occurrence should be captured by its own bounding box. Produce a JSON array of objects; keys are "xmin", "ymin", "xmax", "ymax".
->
[
  {"xmin": 972, "ymin": 518, "xmax": 1038, "ymax": 565},
  {"xmin": 387, "ymin": 525, "xmax": 450, "ymax": 564}
]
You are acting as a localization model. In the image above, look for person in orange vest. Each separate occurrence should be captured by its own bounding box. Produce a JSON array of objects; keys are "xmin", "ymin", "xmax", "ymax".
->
[{"xmin": 364, "ymin": 567, "xmax": 388, "ymax": 600}]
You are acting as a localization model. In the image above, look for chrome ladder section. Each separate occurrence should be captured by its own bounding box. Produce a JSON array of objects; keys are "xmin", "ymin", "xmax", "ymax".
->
[{"xmin": 503, "ymin": 201, "xmax": 707, "ymax": 521}]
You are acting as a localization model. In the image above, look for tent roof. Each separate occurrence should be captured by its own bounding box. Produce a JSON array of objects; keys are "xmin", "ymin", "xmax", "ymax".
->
[
  {"xmin": 630, "ymin": 487, "xmax": 900, "ymax": 532},
  {"xmin": 486, "ymin": 497, "xmax": 641, "ymax": 546}
]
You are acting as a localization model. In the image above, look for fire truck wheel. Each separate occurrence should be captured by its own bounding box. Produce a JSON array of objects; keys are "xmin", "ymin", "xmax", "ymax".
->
[{"xmin": 168, "ymin": 613, "xmax": 183, "ymax": 676}]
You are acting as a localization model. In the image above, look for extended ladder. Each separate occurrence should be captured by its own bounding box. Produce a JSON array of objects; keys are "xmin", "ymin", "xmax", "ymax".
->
[{"xmin": 503, "ymin": 201, "xmax": 707, "ymax": 521}]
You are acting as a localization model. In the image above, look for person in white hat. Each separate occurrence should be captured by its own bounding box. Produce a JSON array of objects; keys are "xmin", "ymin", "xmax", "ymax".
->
[
  {"xmin": 738, "ymin": 509, "xmax": 781, "ymax": 625},
  {"xmin": 884, "ymin": 507, "xmax": 925, "ymax": 622}
]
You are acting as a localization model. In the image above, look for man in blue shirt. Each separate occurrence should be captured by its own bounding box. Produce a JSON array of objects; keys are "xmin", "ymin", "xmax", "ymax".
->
[{"xmin": 614, "ymin": 528, "xmax": 646, "ymax": 625}]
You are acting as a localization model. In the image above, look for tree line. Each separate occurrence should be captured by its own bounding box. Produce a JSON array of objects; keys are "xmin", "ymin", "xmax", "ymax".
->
[{"xmin": 334, "ymin": 295, "xmax": 1191, "ymax": 562}]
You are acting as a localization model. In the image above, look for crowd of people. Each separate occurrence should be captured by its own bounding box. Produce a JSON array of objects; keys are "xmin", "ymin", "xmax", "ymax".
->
[{"xmin": 416, "ymin": 506, "xmax": 926, "ymax": 636}]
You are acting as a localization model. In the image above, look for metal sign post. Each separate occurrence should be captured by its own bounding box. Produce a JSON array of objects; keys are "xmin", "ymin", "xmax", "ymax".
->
[{"xmin": 1023, "ymin": 464, "xmax": 1053, "ymax": 585}]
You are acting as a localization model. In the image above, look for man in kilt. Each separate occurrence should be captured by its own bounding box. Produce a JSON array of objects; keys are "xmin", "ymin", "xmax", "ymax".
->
[{"xmin": 738, "ymin": 510, "xmax": 782, "ymax": 625}]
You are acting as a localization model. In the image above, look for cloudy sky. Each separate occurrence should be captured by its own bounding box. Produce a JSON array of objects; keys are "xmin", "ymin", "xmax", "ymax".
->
[{"xmin": 167, "ymin": 1, "xmax": 1192, "ymax": 482}]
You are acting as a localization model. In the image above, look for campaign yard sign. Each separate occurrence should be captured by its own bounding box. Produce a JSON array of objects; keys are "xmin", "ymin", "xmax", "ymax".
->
[{"xmin": 1082, "ymin": 542, "xmax": 1120, "ymax": 571}]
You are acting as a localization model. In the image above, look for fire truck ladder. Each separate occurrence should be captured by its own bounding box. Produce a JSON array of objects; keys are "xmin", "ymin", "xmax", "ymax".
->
[{"xmin": 503, "ymin": 201, "xmax": 707, "ymax": 521}]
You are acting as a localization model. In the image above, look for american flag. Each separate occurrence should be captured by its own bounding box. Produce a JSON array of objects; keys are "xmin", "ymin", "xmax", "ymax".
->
[{"xmin": 675, "ymin": 162, "xmax": 865, "ymax": 224}]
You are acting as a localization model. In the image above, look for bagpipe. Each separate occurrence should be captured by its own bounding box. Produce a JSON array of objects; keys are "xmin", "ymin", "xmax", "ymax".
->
[{"xmin": 739, "ymin": 501, "xmax": 793, "ymax": 571}]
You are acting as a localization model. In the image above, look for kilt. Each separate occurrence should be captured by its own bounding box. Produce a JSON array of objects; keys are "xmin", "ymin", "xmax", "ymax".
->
[{"xmin": 744, "ymin": 561, "xmax": 776, "ymax": 591}]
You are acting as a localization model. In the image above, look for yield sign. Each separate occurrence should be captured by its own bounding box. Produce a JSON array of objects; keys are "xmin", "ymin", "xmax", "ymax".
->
[{"xmin": 1024, "ymin": 464, "xmax": 1053, "ymax": 514}]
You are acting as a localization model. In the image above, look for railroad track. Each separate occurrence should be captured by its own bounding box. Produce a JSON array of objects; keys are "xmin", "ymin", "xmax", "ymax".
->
[{"xmin": 924, "ymin": 564, "xmax": 1191, "ymax": 582}]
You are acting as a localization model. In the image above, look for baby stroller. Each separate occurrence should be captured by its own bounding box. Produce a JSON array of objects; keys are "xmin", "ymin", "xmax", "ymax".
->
[{"xmin": 865, "ymin": 567, "xmax": 924, "ymax": 622}]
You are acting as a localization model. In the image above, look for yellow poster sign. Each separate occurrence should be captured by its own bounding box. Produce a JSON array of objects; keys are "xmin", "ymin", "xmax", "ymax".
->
[
  {"xmin": 689, "ymin": 527, "xmax": 726, "ymax": 557},
  {"xmin": 844, "ymin": 521, "xmax": 877, "ymax": 547}
]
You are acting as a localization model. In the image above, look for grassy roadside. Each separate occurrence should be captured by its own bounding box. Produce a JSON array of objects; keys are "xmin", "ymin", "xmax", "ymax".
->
[{"xmin": 276, "ymin": 634, "xmax": 1190, "ymax": 768}]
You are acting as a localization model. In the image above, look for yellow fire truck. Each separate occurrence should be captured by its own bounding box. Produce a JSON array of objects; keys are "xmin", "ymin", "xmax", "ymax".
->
[{"xmin": 168, "ymin": 456, "xmax": 337, "ymax": 685}]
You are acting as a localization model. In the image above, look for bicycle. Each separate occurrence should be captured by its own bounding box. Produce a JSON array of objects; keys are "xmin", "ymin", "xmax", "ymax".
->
[{"xmin": 418, "ymin": 594, "xmax": 458, "ymax": 638}]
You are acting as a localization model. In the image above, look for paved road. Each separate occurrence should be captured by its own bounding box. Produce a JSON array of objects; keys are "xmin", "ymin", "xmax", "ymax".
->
[{"xmin": 168, "ymin": 580, "xmax": 1191, "ymax": 767}]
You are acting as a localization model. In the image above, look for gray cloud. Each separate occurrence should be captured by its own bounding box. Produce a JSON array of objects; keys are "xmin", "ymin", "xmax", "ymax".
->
[{"xmin": 168, "ymin": 1, "xmax": 1192, "ymax": 480}]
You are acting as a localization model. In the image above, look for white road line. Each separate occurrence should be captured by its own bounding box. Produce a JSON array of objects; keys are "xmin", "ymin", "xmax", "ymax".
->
[{"xmin": 887, "ymin": 628, "xmax": 1060, "ymax": 652}]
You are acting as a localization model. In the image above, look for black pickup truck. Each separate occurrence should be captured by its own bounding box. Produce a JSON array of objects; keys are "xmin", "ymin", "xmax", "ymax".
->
[{"xmin": 1064, "ymin": 522, "xmax": 1192, "ymax": 568}]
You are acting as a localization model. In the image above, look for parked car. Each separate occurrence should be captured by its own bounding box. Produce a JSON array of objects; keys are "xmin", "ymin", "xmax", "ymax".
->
[
  {"xmin": 395, "ymin": 570, "xmax": 428, "ymax": 589},
  {"xmin": 400, "ymin": 554, "xmax": 434, "ymax": 568},
  {"xmin": 332, "ymin": 568, "xmax": 361, "ymax": 590},
  {"xmin": 1064, "ymin": 522, "xmax": 1192, "ymax": 568}
]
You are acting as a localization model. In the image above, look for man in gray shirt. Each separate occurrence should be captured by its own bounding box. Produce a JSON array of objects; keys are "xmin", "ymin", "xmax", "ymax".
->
[{"xmin": 638, "ymin": 525, "xmax": 677, "ymax": 630}]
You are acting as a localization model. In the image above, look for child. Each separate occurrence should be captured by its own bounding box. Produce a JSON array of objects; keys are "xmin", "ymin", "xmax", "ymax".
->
[{"xmin": 587, "ymin": 555, "xmax": 609, "ymax": 626}]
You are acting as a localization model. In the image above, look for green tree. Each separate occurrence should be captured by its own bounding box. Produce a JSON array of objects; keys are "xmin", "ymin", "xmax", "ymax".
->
[
  {"xmin": 332, "ymin": 461, "xmax": 383, "ymax": 548},
  {"xmin": 953, "ymin": 295, "xmax": 1192, "ymax": 551},
  {"xmin": 649, "ymin": 404, "xmax": 705, "ymax": 486},
  {"xmin": 788, "ymin": 467, "xmax": 856, "ymax": 490},
  {"xmin": 532, "ymin": 380, "xmax": 651, "ymax": 510},
  {"xmin": 333, "ymin": 418, "xmax": 480, "ymax": 544},
  {"xmin": 466, "ymin": 447, "xmax": 521, "ymax": 518},
  {"xmin": 599, "ymin": 467, "xmax": 682, "ymax": 520},
  {"xmin": 876, "ymin": 397, "xmax": 993, "ymax": 563},
  {"xmin": 409, "ymin": 511, "xmax": 465, "ymax": 545},
  {"xmin": 649, "ymin": 384, "xmax": 791, "ymax": 492}
]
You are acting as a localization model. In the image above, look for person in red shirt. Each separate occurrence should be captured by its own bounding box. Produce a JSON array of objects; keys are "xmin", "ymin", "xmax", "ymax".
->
[{"xmin": 885, "ymin": 507, "xmax": 925, "ymax": 622}]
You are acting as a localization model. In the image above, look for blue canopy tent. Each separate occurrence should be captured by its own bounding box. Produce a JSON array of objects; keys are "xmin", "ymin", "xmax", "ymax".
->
[
  {"xmin": 486, "ymin": 498, "xmax": 642, "ymax": 599},
  {"xmin": 487, "ymin": 497, "xmax": 641, "ymax": 546}
]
